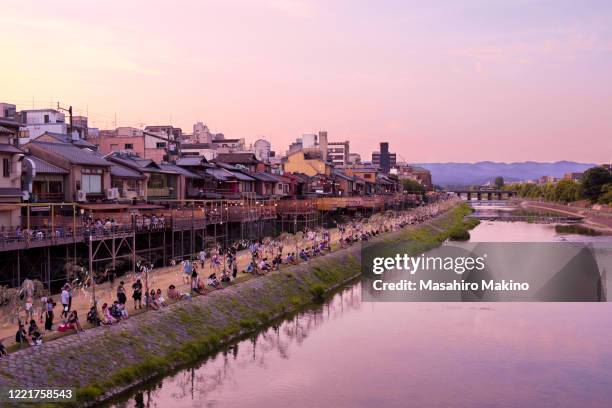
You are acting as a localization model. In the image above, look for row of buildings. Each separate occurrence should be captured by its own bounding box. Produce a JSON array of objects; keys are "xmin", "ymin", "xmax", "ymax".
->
[{"xmin": 0, "ymin": 103, "xmax": 432, "ymax": 228}]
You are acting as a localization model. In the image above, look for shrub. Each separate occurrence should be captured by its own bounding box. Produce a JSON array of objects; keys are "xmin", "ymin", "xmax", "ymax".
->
[{"xmin": 309, "ymin": 284, "xmax": 326, "ymax": 302}]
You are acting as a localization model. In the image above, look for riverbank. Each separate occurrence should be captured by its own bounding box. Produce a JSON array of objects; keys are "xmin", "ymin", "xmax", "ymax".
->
[
  {"xmin": 521, "ymin": 200, "xmax": 612, "ymax": 234},
  {"xmin": 0, "ymin": 204, "xmax": 469, "ymax": 407}
]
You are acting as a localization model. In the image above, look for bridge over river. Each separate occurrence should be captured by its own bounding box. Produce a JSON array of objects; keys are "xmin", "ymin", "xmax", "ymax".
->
[{"xmin": 450, "ymin": 190, "xmax": 517, "ymax": 200}]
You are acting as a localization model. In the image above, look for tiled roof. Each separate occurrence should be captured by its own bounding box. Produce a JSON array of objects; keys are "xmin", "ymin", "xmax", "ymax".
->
[
  {"xmin": 0, "ymin": 144, "xmax": 23, "ymax": 154},
  {"xmin": 332, "ymin": 170, "xmax": 354, "ymax": 181},
  {"xmin": 176, "ymin": 157, "xmax": 208, "ymax": 166},
  {"xmin": 214, "ymin": 152, "xmax": 259, "ymax": 164},
  {"xmin": 228, "ymin": 170, "xmax": 256, "ymax": 181},
  {"xmin": 27, "ymin": 156, "xmax": 69, "ymax": 174},
  {"xmin": 38, "ymin": 132, "xmax": 98, "ymax": 149},
  {"xmin": 30, "ymin": 141, "xmax": 111, "ymax": 166},
  {"xmin": 159, "ymin": 164, "xmax": 202, "ymax": 179},
  {"xmin": 251, "ymin": 172, "xmax": 279, "ymax": 182},
  {"xmin": 111, "ymin": 164, "xmax": 145, "ymax": 179},
  {"xmin": 205, "ymin": 167, "xmax": 234, "ymax": 181}
]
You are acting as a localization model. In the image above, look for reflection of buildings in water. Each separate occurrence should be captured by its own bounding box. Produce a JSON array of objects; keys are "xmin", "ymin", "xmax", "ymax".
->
[{"xmin": 125, "ymin": 284, "xmax": 362, "ymax": 406}]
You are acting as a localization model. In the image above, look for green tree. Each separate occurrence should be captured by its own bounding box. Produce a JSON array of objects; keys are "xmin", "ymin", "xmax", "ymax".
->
[
  {"xmin": 598, "ymin": 183, "xmax": 612, "ymax": 205},
  {"xmin": 402, "ymin": 179, "xmax": 426, "ymax": 194},
  {"xmin": 494, "ymin": 176, "xmax": 504, "ymax": 189},
  {"xmin": 581, "ymin": 167, "xmax": 612, "ymax": 202},
  {"xmin": 554, "ymin": 179, "xmax": 581, "ymax": 203}
]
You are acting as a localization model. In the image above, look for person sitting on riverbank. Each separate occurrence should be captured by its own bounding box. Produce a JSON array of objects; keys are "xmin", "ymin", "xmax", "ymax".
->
[
  {"xmin": 67, "ymin": 311, "xmax": 84, "ymax": 332},
  {"xmin": 207, "ymin": 273, "xmax": 220, "ymax": 288},
  {"xmin": 102, "ymin": 303, "xmax": 117, "ymax": 325},
  {"xmin": 28, "ymin": 319, "xmax": 43, "ymax": 345},
  {"xmin": 258, "ymin": 258, "xmax": 271, "ymax": 273},
  {"xmin": 299, "ymin": 249, "xmax": 309, "ymax": 262},
  {"xmin": 15, "ymin": 322, "xmax": 28, "ymax": 347},
  {"xmin": 145, "ymin": 290, "xmax": 159, "ymax": 310},
  {"xmin": 87, "ymin": 306, "xmax": 102, "ymax": 326},
  {"xmin": 156, "ymin": 289, "xmax": 168, "ymax": 307},
  {"xmin": 272, "ymin": 254, "xmax": 282, "ymax": 270},
  {"xmin": 167, "ymin": 284, "xmax": 180, "ymax": 300}
]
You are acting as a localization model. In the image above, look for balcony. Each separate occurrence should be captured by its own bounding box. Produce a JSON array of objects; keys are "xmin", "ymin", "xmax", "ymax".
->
[
  {"xmin": 31, "ymin": 192, "xmax": 65, "ymax": 203},
  {"xmin": 147, "ymin": 187, "xmax": 176, "ymax": 199}
]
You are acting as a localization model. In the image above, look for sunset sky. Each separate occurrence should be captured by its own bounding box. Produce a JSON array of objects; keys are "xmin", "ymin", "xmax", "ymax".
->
[{"xmin": 1, "ymin": 0, "xmax": 611, "ymax": 163}]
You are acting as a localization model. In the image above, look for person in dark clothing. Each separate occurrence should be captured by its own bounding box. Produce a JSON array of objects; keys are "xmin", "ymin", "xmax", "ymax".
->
[
  {"xmin": 132, "ymin": 279, "xmax": 143, "ymax": 309},
  {"xmin": 15, "ymin": 322, "xmax": 28, "ymax": 346},
  {"xmin": 117, "ymin": 281, "xmax": 127, "ymax": 305},
  {"xmin": 45, "ymin": 297, "xmax": 56, "ymax": 331}
]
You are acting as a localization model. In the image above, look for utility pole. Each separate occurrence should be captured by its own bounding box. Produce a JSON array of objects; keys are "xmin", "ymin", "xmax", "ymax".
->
[{"xmin": 57, "ymin": 102, "xmax": 73, "ymax": 136}]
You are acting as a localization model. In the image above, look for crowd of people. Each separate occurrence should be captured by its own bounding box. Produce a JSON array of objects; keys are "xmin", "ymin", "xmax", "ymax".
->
[{"xmin": 6, "ymin": 199, "xmax": 457, "ymax": 351}]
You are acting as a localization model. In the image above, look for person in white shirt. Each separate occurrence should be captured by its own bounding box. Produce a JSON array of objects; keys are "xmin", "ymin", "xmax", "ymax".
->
[{"xmin": 60, "ymin": 285, "xmax": 70, "ymax": 318}]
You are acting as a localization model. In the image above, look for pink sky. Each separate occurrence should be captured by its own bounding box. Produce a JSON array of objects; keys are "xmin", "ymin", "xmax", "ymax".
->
[{"xmin": 1, "ymin": 0, "xmax": 611, "ymax": 163}]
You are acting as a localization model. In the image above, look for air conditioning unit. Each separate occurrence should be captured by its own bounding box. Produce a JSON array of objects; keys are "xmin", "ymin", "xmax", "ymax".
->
[
  {"xmin": 106, "ymin": 188, "xmax": 119, "ymax": 200},
  {"xmin": 77, "ymin": 190, "xmax": 87, "ymax": 202}
]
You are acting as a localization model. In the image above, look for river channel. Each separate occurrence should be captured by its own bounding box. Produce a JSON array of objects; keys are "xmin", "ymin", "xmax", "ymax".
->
[{"xmin": 107, "ymin": 202, "xmax": 612, "ymax": 408}]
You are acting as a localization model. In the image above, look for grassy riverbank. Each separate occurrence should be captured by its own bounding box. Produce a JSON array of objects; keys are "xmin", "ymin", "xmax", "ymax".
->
[{"xmin": 0, "ymin": 204, "xmax": 471, "ymax": 407}]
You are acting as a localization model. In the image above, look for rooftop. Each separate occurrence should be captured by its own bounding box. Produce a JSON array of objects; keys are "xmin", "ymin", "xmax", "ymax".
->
[
  {"xmin": 26, "ymin": 156, "xmax": 69, "ymax": 175},
  {"xmin": 29, "ymin": 141, "xmax": 111, "ymax": 166}
]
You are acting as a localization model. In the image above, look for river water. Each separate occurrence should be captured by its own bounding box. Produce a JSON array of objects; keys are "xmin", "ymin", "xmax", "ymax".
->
[{"xmin": 108, "ymin": 203, "xmax": 612, "ymax": 408}]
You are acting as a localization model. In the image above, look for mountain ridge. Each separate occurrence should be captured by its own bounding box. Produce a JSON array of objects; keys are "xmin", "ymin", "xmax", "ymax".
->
[{"xmin": 411, "ymin": 161, "xmax": 597, "ymax": 187}]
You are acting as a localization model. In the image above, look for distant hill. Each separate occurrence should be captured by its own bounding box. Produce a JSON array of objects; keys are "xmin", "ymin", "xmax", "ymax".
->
[{"xmin": 412, "ymin": 161, "xmax": 597, "ymax": 187}]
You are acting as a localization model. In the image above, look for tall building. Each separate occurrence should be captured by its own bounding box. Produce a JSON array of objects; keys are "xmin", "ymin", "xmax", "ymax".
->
[
  {"xmin": 302, "ymin": 133, "xmax": 317, "ymax": 148},
  {"xmin": 192, "ymin": 122, "xmax": 213, "ymax": 143},
  {"xmin": 328, "ymin": 141, "xmax": 349, "ymax": 165},
  {"xmin": 372, "ymin": 142, "xmax": 396, "ymax": 173},
  {"xmin": 253, "ymin": 139, "xmax": 272, "ymax": 162}
]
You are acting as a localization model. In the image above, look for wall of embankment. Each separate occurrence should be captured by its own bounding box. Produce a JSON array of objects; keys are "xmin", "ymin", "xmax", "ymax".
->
[{"xmin": 0, "ymin": 203, "xmax": 472, "ymax": 407}]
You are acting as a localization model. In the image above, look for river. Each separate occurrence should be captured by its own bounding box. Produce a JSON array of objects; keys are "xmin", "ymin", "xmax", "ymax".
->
[{"xmin": 107, "ymin": 203, "xmax": 612, "ymax": 408}]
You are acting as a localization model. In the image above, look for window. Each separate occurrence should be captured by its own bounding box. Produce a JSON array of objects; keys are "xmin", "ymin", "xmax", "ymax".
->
[
  {"xmin": 82, "ymin": 174, "xmax": 102, "ymax": 193},
  {"xmin": 125, "ymin": 143, "xmax": 133, "ymax": 149},
  {"xmin": 156, "ymin": 142, "xmax": 166, "ymax": 148},
  {"xmin": 110, "ymin": 144, "xmax": 119, "ymax": 151},
  {"xmin": 44, "ymin": 114, "xmax": 50, "ymax": 124},
  {"xmin": 2, "ymin": 158, "xmax": 10, "ymax": 177},
  {"xmin": 364, "ymin": 174, "xmax": 372, "ymax": 179}
]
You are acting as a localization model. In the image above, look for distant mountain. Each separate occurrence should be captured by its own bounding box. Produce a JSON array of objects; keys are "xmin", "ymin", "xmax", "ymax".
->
[{"xmin": 412, "ymin": 161, "xmax": 597, "ymax": 187}]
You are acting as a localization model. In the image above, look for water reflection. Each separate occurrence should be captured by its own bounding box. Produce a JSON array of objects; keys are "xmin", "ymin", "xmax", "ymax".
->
[
  {"xmin": 108, "ymin": 285, "xmax": 363, "ymax": 408},
  {"xmin": 108, "ymin": 216, "xmax": 612, "ymax": 408}
]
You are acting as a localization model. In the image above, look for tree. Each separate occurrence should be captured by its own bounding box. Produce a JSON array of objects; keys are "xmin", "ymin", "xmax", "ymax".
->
[
  {"xmin": 494, "ymin": 176, "xmax": 504, "ymax": 189},
  {"xmin": 598, "ymin": 183, "xmax": 612, "ymax": 205},
  {"xmin": 554, "ymin": 179, "xmax": 581, "ymax": 203},
  {"xmin": 402, "ymin": 179, "xmax": 426, "ymax": 194},
  {"xmin": 581, "ymin": 167, "xmax": 612, "ymax": 202}
]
